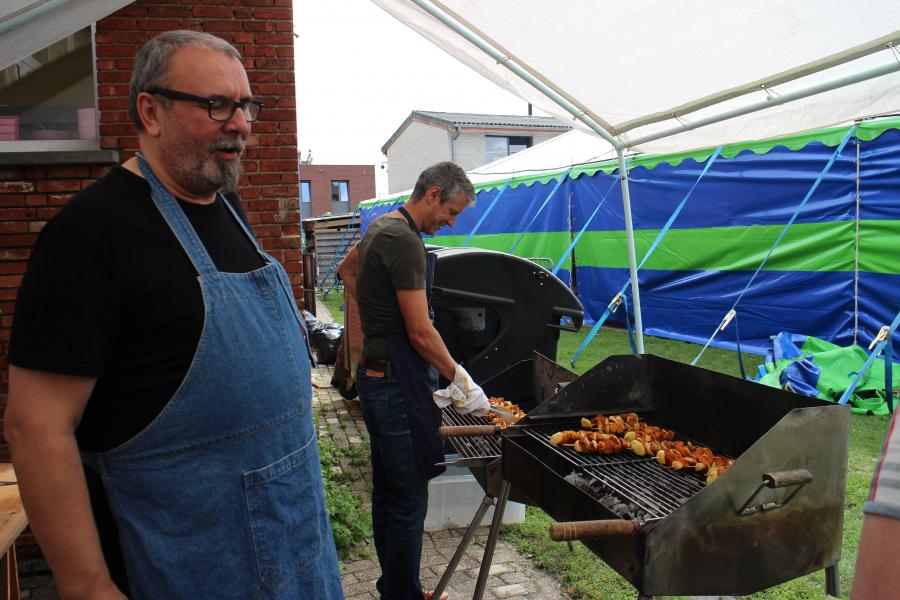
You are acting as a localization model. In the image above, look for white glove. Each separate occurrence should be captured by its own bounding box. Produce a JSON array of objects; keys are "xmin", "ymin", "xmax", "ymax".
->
[{"xmin": 432, "ymin": 364, "xmax": 490, "ymax": 417}]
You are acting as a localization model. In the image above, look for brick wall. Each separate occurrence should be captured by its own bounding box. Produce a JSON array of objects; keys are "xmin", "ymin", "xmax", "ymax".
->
[{"xmin": 0, "ymin": 0, "xmax": 300, "ymax": 460}]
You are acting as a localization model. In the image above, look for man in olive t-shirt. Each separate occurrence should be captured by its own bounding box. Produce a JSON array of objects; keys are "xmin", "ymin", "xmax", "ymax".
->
[{"xmin": 348, "ymin": 162, "xmax": 489, "ymax": 600}]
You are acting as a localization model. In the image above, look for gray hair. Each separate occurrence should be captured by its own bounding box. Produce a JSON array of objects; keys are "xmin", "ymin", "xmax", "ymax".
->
[
  {"xmin": 129, "ymin": 30, "xmax": 242, "ymax": 130},
  {"xmin": 411, "ymin": 162, "xmax": 476, "ymax": 206}
]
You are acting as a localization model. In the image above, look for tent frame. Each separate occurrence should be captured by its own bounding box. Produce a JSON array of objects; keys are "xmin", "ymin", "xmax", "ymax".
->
[{"xmin": 407, "ymin": 0, "xmax": 900, "ymax": 354}]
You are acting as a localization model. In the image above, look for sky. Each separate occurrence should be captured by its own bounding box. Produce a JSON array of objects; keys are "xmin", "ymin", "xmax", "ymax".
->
[{"xmin": 293, "ymin": 0, "xmax": 537, "ymax": 197}]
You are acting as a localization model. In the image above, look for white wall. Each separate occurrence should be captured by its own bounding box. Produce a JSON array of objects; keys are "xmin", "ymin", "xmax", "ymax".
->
[
  {"xmin": 386, "ymin": 121, "xmax": 450, "ymax": 193},
  {"xmin": 386, "ymin": 126, "xmax": 568, "ymax": 194}
]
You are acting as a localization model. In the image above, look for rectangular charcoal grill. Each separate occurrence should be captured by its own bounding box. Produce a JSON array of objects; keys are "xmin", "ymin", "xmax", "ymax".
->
[
  {"xmin": 502, "ymin": 354, "xmax": 851, "ymax": 599},
  {"xmin": 520, "ymin": 423, "xmax": 707, "ymax": 521}
]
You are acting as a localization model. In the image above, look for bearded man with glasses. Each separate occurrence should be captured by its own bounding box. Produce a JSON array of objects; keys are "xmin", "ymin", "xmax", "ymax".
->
[{"xmin": 5, "ymin": 30, "xmax": 343, "ymax": 600}]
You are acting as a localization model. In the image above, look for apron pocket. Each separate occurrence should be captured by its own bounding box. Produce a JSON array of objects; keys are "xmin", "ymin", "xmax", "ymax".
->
[{"xmin": 243, "ymin": 436, "xmax": 324, "ymax": 591}]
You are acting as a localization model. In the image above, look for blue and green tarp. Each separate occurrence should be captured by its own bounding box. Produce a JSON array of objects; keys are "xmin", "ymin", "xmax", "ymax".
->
[{"xmin": 358, "ymin": 118, "xmax": 900, "ymax": 359}]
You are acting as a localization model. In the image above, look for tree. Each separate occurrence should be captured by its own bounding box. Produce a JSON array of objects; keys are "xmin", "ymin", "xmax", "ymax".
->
[{"xmin": 300, "ymin": 149, "xmax": 314, "ymax": 165}]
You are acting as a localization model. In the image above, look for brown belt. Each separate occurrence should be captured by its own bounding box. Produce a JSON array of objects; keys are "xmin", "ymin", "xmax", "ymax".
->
[{"xmin": 361, "ymin": 357, "xmax": 390, "ymax": 376}]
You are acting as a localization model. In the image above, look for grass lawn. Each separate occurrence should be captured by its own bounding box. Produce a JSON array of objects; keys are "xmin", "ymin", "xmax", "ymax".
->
[
  {"xmin": 316, "ymin": 291, "xmax": 892, "ymax": 598},
  {"xmin": 499, "ymin": 326, "xmax": 892, "ymax": 599}
]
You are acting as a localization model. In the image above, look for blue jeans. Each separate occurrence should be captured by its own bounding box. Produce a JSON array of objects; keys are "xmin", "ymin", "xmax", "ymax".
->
[{"xmin": 358, "ymin": 368, "xmax": 430, "ymax": 600}]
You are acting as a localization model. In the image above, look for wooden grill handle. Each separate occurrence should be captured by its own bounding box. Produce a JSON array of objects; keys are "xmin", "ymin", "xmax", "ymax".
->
[
  {"xmin": 763, "ymin": 469, "xmax": 813, "ymax": 488},
  {"xmin": 549, "ymin": 519, "xmax": 639, "ymax": 541},
  {"xmin": 438, "ymin": 425, "xmax": 499, "ymax": 438}
]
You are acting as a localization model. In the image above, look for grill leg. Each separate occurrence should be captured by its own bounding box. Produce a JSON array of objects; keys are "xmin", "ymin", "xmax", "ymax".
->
[
  {"xmin": 430, "ymin": 494, "xmax": 495, "ymax": 599},
  {"xmin": 473, "ymin": 479, "xmax": 511, "ymax": 600},
  {"xmin": 825, "ymin": 562, "xmax": 840, "ymax": 597}
]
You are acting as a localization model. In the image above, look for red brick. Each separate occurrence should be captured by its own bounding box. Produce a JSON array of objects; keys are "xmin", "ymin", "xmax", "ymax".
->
[
  {"xmin": 243, "ymin": 45, "xmax": 276, "ymax": 57},
  {"xmin": 203, "ymin": 20, "xmax": 242, "ymax": 32},
  {"xmin": 192, "ymin": 6, "xmax": 234, "ymax": 17},
  {"xmin": 48, "ymin": 194, "xmax": 75, "ymax": 206},
  {"xmin": 0, "ymin": 196, "xmax": 25, "ymax": 208},
  {"xmin": 36, "ymin": 208, "xmax": 61, "ymax": 220},
  {"xmin": 148, "ymin": 5, "xmax": 193, "ymax": 17},
  {"xmin": 25, "ymin": 196, "xmax": 46, "ymax": 207},
  {"xmin": 99, "ymin": 97, "xmax": 130, "ymax": 110},
  {"xmin": 259, "ymin": 160, "xmax": 296, "ymax": 172},
  {"xmin": 98, "ymin": 70, "xmax": 133, "ymax": 83},
  {"xmin": 0, "ymin": 170, "xmax": 23, "ymax": 181},
  {"xmin": 250, "ymin": 122, "xmax": 277, "ymax": 134},
  {"xmin": 261, "ymin": 109, "xmax": 294, "ymax": 122},
  {"xmin": 0, "ymin": 182, "xmax": 33, "ymax": 194},
  {"xmin": 256, "ymin": 33, "xmax": 293, "ymax": 45},
  {"xmin": 47, "ymin": 166, "xmax": 90, "ymax": 179},
  {"xmin": 254, "ymin": 8, "xmax": 291, "ymax": 19},
  {"xmin": 95, "ymin": 44, "xmax": 140, "ymax": 57},
  {"xmin": 0, "ymin": 223, "xmax": 27, "ymax": 234},
  {"xmin": 35, "ymin": 180, "xmax": 80, "ymax": 193},
  {"xmin": 0, "ymin": 250, "xmax": 30, "ymax": 261},
  {"xmin": 0, "ymin": 236, "xmax": 37, "ymax": 248},
  {"xmin": 242, "ymin": 21, "xmax": 274, "ymax": 33},
  {"xmin": 0, "ymin": 275, "xmax": 23, "ymax": 288},
  {"xmin": 248, "ymin": 175, "xmax": 281, "ymax": 186}
]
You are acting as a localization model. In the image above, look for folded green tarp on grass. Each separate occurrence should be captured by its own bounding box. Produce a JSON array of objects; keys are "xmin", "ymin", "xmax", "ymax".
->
[{"xmin": 756, "ymin": 332, "xmax": 899, "ymax": 414}]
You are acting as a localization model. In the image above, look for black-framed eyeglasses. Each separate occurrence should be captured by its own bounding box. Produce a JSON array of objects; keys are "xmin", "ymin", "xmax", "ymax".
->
[{"xmin": 146, "ymin": 87, "xmax": 263, "ymax": 122}]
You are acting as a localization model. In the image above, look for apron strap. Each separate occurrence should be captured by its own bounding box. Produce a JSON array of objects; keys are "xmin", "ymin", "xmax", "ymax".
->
[{"xmin": 397, "ymin": 205, "xmax": 420, "ymax": 235}]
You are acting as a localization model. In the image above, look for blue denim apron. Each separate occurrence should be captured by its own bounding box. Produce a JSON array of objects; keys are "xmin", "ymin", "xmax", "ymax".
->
[
  {"xmin": 381, "ymin": 208, "xmax": 443, "ymax": 481},
  {"xmin": 80, "ymin": 156, "xmax": 343, "ymax": 599}
]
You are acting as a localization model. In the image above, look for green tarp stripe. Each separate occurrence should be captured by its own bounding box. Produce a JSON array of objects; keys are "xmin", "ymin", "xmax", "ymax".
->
[
  {"xmin": 434, "ymin": 220, "xmax": 900, "ymax": 274},
  {"xmin": 429, "ymin": 231, "xmax": 572, "ymax": 269}
]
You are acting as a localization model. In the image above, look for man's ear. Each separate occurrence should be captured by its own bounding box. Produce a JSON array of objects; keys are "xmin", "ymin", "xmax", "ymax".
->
[
  {"xmin": 425, "ymin": 185, "xmax": 442, "ymax": 205},
  {"xmin": 136, "ymin": 92, "xmax": 163, "ymax": 136}
]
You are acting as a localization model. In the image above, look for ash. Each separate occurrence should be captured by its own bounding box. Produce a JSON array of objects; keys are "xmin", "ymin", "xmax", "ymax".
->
[{"xmin": 565, "ymin": 472, "xmax": 649, "ymax": 520}]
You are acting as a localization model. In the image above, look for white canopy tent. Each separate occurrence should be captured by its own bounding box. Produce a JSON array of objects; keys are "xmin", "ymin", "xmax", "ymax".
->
[{"xmin": 371, "ymin": 0, "xmax": 900, "ymax": 352}]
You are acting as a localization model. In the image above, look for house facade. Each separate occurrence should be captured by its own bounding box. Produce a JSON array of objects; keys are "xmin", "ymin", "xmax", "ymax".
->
[
  {"xmin": 381, "ymin": 110, "xmax": 571, "ymax": 194},
  {"xmin": 299, "ymin": 164, "xmax": 375, "ymax": 218},
  {"xmin": 0, "ymin": 0, "xmax": 300, "ymax": 463}
]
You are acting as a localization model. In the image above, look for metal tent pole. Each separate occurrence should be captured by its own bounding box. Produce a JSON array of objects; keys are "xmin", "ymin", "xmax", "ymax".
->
[{"xmin": 617, "ymin": 148, "xmax": 644, "ymax": 354}]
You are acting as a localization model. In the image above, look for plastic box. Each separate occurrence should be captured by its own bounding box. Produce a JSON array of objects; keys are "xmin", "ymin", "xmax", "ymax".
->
[{"xmin": 424, "ymin": 460, "xmax": 525, "ymax": 531}]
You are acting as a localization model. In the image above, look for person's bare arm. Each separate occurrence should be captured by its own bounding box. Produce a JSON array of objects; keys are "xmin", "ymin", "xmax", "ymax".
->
[
  {"xmin": 5, "ymin": 366, "xmax": 126, "ymax": 600},
  {"xmin": 396, "ymin": 289, "xmax": 456, "ymax": 380},
  {"xmin": 852, "ymin": 513, "xmax": 900, "ymax": 599},
  {"xmin": 337, "ymin": 245, "xmax": 359, "ymax": 300}
]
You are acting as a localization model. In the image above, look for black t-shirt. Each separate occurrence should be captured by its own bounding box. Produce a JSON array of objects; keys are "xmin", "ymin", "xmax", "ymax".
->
[{"xmin": 8, "ymin": 165, "xmax": 266, "ymax": 452}]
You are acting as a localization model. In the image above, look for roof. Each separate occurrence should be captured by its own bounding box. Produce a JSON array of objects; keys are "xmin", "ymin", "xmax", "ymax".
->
[
  {"xmin": 372, "ymin": 0, "xmax": 900, "ymax": 156},
  {"xmin": 381, "ymin": 110, "xmax": 571, "ymax": 154}
]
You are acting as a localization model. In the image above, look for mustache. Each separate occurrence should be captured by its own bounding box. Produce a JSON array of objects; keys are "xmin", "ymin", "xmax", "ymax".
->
[{"xmin": 209, "ymin": 137, "xmax": 246, "ymax": 154}]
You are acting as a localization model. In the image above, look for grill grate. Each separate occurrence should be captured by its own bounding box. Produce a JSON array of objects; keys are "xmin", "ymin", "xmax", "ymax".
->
[
  {"xmin": 522, "ymin": 423, "xmax": 706, "ymax": 520},
  {"xmin": 441, "ymin": 407, "xmax": 503, "ymax": 460}
]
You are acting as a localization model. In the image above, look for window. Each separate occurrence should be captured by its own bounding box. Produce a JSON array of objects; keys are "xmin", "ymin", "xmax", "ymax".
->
[
  {"xmin": 0, "ymin": 27, "xmax": 97, "ymax": 149},
  {"xmin": 485, "ymin": 135, "xmax": 533, "ymax": 164},
  {"xmin": 301, "ymin": 180, "xmax": 311, "ymax": 203},
  {"xmin": 330, "ymin": 180, "xmax": 349, "ymax": 214}
]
